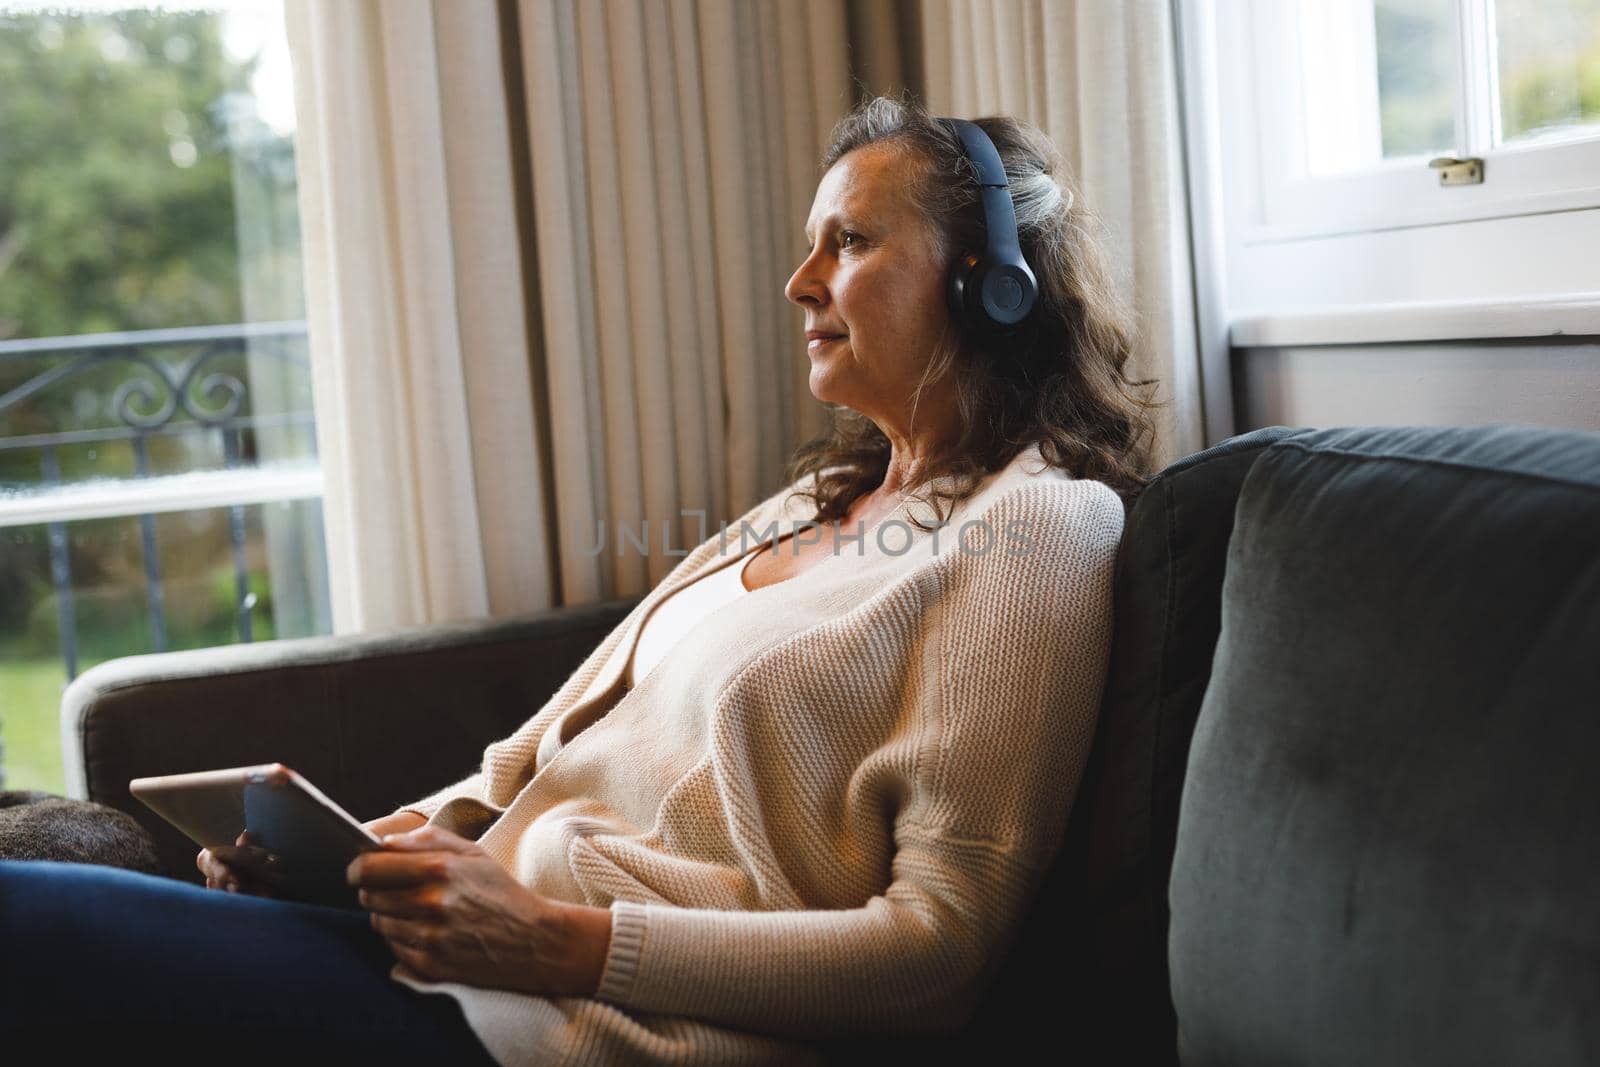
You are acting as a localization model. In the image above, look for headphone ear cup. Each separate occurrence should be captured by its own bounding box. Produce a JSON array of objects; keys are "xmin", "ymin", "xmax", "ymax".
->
[
  {"xmin": 949, "ymin": 253, "xmax": 1036, "ymax": 340},
  {"xmin": 978, "ymin": 260, "xmax": 1038, "ymax": 329},
  {"xmin": 947, "ymin": 252, "xmax": 984, "ymax": 337}
]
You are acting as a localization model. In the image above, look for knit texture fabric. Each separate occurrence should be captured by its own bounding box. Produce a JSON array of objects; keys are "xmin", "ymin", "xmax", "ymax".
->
[{"xmin": 389, "ymin": 444, "xmax": 1124, "ymax": 1065}]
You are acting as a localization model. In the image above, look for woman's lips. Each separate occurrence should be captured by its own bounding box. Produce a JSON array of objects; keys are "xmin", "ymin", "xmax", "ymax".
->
[{"xmin": 807, "ymin": 335, "xmax": 843, "ymax": 350}]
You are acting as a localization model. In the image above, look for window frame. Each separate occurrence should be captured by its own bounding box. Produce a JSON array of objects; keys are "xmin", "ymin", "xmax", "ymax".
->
[{"xmin": 1228, "ymin": 0, "xmax": 1600, "ymax": 243}]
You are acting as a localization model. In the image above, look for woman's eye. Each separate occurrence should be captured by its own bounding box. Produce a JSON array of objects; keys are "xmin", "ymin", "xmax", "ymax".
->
[{"xmin": 839, "ymin": 231, "xmax": 861, "ymax": 248}]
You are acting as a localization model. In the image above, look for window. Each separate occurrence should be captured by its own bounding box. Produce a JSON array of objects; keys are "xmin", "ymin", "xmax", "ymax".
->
[
  {"xmin": 0, "ymin": 1, "xmax": 329, "ymax": 793},
  {"xmin": 1229, "ymin": 0, "xmax": 1600, "ymax": 239}
]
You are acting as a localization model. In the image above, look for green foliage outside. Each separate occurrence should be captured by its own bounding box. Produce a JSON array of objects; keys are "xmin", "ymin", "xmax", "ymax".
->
[
  {"xmin": 1376, "ymin": 0, "xmax": 1600, "ymax": 158},
  {"xmin": 0, "ymin": 654, "xmax": 76, "ymax": 792},
  {"xmin": 0, "ymin": 10, "xmax": 248, "ymax": 341},
  {"xmin": 1495, "ymin": 0, "xmax": 1600, "ymax": 141},
  {"xmin": 1375, "ymin": 0, "xmax": 1458, "ymax": 158}
]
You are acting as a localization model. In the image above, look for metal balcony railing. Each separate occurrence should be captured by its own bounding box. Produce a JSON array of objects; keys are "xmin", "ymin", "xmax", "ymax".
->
[{"xmin": 0, "ymin": 320, "xmax": 322, "ymax": 682}]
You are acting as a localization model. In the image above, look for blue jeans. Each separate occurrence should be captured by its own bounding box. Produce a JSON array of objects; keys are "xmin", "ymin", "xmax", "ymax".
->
[{"xmin": 0, "ymin": 859, "xmax": 499, "ymax": 1063}]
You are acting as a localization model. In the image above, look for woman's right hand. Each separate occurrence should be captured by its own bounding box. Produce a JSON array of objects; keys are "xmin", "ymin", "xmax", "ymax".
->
[{"xmin": 197, "ymin": 829, "xmax": 281, "ymax": 898}]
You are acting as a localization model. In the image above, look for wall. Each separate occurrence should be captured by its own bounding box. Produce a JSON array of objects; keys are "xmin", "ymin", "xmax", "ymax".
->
[{"xmin": 1232, "ymin": 338, "xmax": 1600, "ymax": 433}]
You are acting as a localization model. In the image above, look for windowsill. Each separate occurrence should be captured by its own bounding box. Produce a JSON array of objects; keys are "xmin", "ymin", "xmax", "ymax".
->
[
  {"xmin": 1230, "ymin": 292, "xmax": 1600, "ymax": 348},
  {"xmin": 0, "ymin": 465, "xmax": 324, "ymax": 528}
]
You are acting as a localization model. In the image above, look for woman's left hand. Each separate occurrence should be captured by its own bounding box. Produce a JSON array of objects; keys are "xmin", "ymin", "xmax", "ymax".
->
[{"xmin": 347, "ymin": 824, "xmax": 613, "ymax": 998}]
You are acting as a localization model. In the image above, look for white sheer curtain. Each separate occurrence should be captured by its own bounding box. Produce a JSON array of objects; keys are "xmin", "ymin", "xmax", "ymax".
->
[
  {"xmin": 285, "ymin": 1, "xmax": 550, "ymax": 632},
  {"xmin": 917, "ymin": 0, "xmax": 1209, "ymax": 468},
  {"xmin": 284, "ymin": 0, "xmax": 853, "ymax": 632}
]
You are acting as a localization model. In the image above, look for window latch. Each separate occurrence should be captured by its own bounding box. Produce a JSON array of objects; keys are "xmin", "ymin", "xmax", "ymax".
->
[{"xmin": 1427, "ymin": 156, "xmax": 1485, "ymax": 186}]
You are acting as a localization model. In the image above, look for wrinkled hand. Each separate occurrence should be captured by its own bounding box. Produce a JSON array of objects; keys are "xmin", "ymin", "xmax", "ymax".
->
[
  {"xmin": 197, "ymin": 830, "xmax": 282, "ymax": 898},
  {"xmin": 347, "ymin": 825, "xmax": 612, "ymax": 998}
]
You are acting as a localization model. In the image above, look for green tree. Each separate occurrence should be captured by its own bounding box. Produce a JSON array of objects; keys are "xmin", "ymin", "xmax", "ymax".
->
[
  {"xmin": 1497, "ymin": 0, "xmax": 1600, "ymax": 141},
  {"xmin": 0, "ymin": 10, "xmax": 308, "ymax": 488},
  {"xmin": 0, "ymin": 10, "xmax": 252, "ymax": 341}
]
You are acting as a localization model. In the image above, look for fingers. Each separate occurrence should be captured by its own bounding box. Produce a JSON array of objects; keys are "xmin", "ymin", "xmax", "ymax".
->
[
  {"xmin": 347, "ymin": 849, "xmax": 455, "ymax": 890},
  {"xmin": 378, "ymin": 825, "xmax": 479, "ymax": 854},
  {"xmin": 232, "ymin": 831, "xmax": 288, "ymax": 894},
  {"xmin": 360, "ymin": 885, "xmax": 445, "ymax": 920},
  {"xmin": 364, "ymin": 811, "xmax": 430, "ymax": 839},
  {"xmin": 346, "ymin": 826, "xmax": 482, "ymax": 888},
  {"xmin": 203, "ymin": 865, "xmax": 251, "ymax": 894},
  {"xmin": 197, "ymin": 843, "xmax": 280, "ymax": 897},
  {"xmin": 197, "ymin": 847, "xmax": 235, "ymax": 888},
  {"xmin": 211, "ymin": 843, "xmax": 267, "ymax": 865},
  {"xmin": 385, "ymin": 939, "xmax": 443, "ymax": 981},
  {"xmin": 370, "ymin": 912, "xmax": 437, "ymax": 951},
  {"xmin": 199, "ymin": 848, "xmax": 220, "ymax": 888}
]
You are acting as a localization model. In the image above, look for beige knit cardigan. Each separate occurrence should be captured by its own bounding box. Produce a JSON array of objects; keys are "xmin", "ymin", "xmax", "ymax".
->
[{"xmin": 389, "ymin": 443, "xmax": 1125, "ymax": 1065}]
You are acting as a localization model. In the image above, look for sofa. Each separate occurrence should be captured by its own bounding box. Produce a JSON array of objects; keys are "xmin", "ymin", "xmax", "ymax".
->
[{"xmin": 61, "ymin": 423, "xmax": 1600, "ymax": 1065}]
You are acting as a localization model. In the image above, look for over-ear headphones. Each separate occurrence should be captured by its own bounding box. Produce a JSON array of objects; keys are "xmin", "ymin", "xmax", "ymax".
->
[{"xmin": 937, "ymin": 117, "xmax": 1039, "ymax": 340}]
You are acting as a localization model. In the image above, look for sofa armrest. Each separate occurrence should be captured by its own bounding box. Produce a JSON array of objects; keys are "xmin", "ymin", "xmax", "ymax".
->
[{"xmin": 60, "ymin": 597, "xmax": 640, "ymax": 882}]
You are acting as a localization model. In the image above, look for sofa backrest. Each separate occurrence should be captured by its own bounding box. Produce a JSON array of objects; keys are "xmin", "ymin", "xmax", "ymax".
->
[
  {"xmin": 1169, "ymin": 424, "xmax": 1600, "ymax": 1066},
  {"xmin": 1060, "ymin": 426, "xmax": 1306, "ymax": 1061}
]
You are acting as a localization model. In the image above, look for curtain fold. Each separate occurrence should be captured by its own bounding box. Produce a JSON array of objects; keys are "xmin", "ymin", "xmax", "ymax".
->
[
  {"xmin": 285, "ymin": 0, "xmax": 552, "ymax": 633},
  {"xmin": 516, "ymin": 0, "xmax": 850, "ymax": 602}
]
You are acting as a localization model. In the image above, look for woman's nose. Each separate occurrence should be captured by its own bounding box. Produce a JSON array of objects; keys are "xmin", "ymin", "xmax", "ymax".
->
[{"xmin": 784, "ymin": 250, "xmax": 827, "ymax": 307}]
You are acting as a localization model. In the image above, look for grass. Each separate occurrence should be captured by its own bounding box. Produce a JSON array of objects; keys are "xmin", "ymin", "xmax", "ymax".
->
[
  {"xmin": 0, "ymin": 655, "xmax": 85, "ymax": 794},
  {"xmin": 1, "ymin": 631, "xmax": 282, "ymax": 796}
]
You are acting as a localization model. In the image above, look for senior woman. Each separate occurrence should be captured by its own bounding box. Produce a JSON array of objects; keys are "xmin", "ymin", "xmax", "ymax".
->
[{"xmin": 0, "ymin": 95, "xmax": 1153, "ymax": 1064}]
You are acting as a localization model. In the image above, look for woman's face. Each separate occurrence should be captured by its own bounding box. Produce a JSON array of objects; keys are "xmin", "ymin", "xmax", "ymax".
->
[{"xmin": 785, "ymin": 143, "xmax": 952, "ymax": 430}]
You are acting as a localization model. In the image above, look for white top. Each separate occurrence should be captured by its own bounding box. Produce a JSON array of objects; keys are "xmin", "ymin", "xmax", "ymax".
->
[{"xmin": 625, "ymin": 547, "xmax": 758, "ymax": 688}]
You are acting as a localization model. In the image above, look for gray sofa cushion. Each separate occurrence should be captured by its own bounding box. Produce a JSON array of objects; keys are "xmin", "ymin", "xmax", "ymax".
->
[
  {"xmin": 1056, "ymin": 425, "xmax": 1304, "ymax": 1062},
  {"xmin": 1169, "ymin": 424, "xmax": 1600, "ymax": 1066}
]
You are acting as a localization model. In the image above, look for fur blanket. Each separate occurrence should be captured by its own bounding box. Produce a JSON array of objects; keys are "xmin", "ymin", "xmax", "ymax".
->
[{"xmin": 0, "ymin": 790, "xmax": 161, "ymax": 873}]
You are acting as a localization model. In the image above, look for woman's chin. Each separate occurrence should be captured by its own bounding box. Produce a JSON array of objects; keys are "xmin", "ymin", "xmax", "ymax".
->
[
  {"xmin": 808, "ymin": 346, "xmax": 866, "ymax": 405},
  {"xmin": 807, "ymin": 369, "xmax": 846, "ymax": 407}
]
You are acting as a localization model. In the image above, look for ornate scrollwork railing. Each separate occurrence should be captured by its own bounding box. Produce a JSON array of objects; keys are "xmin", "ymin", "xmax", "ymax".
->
[{"xmin": 0, "ymin": 321, "xmax": 322, "ymax": 697}]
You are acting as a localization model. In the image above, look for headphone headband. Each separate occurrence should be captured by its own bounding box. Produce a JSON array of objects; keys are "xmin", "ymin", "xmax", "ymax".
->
[
  {"xmin": 936, "ymin": 117, "xmax": 1038, "ymax": 338},
  {"xmin": 944, "ymin": 117, "xmax": 1008, "ymax": 186}
]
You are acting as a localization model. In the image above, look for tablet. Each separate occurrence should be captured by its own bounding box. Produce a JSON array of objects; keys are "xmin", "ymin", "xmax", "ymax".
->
[{"xmin": 129, "ymin": 763, "xmax": 382, "ymax": 909}]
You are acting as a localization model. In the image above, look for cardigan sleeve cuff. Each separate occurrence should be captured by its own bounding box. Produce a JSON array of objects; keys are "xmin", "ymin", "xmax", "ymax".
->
[
  {"xmin": 594, "ymin": 900, "xmax": 649, "ymax": 1004},
  {"xmin": 391, "ymin": 772, "xmax": 505, "ymax": 839}
]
